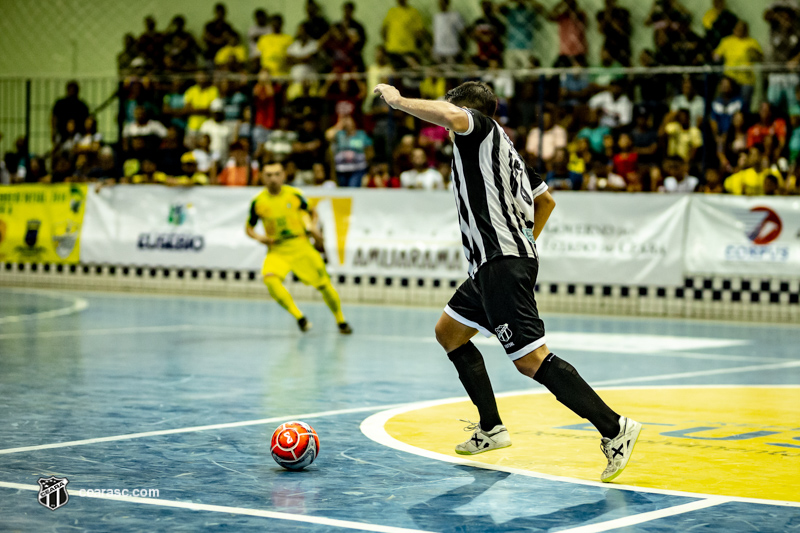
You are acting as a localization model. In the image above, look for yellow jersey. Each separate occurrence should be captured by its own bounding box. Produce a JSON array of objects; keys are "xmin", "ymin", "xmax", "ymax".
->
[{"xmin": 247, "ymin": 186, "xmax": 311, "ymax": 243}]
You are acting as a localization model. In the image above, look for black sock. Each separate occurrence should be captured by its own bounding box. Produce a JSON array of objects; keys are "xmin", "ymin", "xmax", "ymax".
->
[
  {"xmin": 447, "ymin": 341, "xmax": 502, "ymax": 430},
  {"xmin": 534, "ymin": 354, "xmax": 620, "ymax": 439}
]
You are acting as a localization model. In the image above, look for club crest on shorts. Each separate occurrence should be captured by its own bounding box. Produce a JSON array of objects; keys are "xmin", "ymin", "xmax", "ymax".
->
[
  {"xmin": 495, "ymin": 323, "xmax": 512, "ymax": 342},
  {"xmin": 37, "ymin": 476, "xmax": 69, "ymax": 511}
]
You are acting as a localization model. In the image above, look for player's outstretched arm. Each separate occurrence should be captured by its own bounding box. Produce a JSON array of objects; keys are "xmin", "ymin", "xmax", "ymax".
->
[
  {"xmin": 532, "ymin": 191, "xmax": 556, "ymax": 241},
  {"xmin": 373, "ymin": 84, "xmax": 470, "ymax": 133}
]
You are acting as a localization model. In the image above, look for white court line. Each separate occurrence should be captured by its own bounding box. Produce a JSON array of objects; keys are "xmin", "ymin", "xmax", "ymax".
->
[
  {"xmin": 0, "ymin": 403, "xmax": 404, "ymax": 456},
  {"xmin": 590, "ymin": 360, "xmax": 800, "ymax": 387},
  {"xmin": 0, "ymin": 290, "xmax": 88, "ymax": 325},
  {"xmin": 360, "ymin": 385, "xmax": 800, "ymax": 509},
  {"xmin": 0, "ymin": 325, "xmax": 194, "ymax": 339},
  {"xmin": 553, "ymin": 498, "xmax": 728, "ymax": 533},
  {"xmin": 0, "ymin": 481, "xmax": 433, "ymax": 533},
  {"xmin": 0, "ymin": 325, "xmax": 780, "ymax": 364}
]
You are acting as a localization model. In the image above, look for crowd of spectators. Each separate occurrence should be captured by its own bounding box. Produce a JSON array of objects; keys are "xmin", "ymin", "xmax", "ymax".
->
[{"xmin": 1, "ymin": 0, "xmax": 800, "ymax": 195}]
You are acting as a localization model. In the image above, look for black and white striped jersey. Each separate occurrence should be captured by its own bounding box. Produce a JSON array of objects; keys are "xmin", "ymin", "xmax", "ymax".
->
[{"xmin": 450, "ymin": 107, "xmax": 548, "ymax": 278}]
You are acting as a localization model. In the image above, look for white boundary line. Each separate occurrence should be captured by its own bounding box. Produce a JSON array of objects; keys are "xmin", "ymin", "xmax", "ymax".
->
[
  {"xmin": 553, "ymin": 498, "xmax": 729, "ymax": 533},
  {"xmin": 0, "ymin": 403, "xmax": 404, "ymax": 456},
  {"xmin": 0, "ymin": 290, "xmax": 88, "ymax": 324},
  {"xmin": 359, "ymin": 385, "xmax": 800, "ymax": 510},
  {"xmin": 0, "ymin": 481, "xmax": 433, "ymax": 533},
  {"xmin": 1, "ymin": 324, "xmax": 785, "ymax": 365}
]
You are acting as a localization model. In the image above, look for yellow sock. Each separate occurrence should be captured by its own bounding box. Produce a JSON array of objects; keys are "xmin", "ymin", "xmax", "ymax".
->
[
  {"xmin": 264, "ymin": 275, "xmax": 304, "ymax": 320},
  {"xmin": 318, "ymin": 281, "xmax": 346, "ymax": 324}
]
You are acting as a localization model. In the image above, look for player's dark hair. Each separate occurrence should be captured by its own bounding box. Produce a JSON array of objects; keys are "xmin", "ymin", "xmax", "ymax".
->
[{"xmin": 445, "ymin": 81, "xmax": 498, "ymax": 118}]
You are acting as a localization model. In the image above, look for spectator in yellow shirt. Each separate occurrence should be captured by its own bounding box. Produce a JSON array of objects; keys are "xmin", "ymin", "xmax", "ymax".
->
[
  {"xmin": 257, "ymin": 15, "xmax": 293, "ymax": 76},
  {"xmin": 724, "ymin": 145, "xmax": 783, "ymax": 195},
  {"xmin": 660, "ymin": 109, "xmax": 703, "ymax": 164},
  {"xmin": 713, "ymin": 21, "xmax": 763, "ymax": 109},
  {"xmin": 215, "ymin": 32, "xmax": 248, "ymax": 72},
  {"xmin": 381, "ymin": 0, "xmax": 425, "ymax": 68},
  {"xmin": 183, "ymin": 71, "xmax": 220, "ymax": 145}
]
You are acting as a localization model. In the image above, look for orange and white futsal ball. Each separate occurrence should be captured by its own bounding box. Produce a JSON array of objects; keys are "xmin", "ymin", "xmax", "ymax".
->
[{"xmin": 270, "ymin": 421, "xmax": 320, "ymax": 470}]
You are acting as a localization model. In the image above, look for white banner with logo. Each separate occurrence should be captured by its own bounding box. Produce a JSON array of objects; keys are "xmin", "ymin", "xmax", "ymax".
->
[
  {"xmin": 536, "ymin": 193, "xmax": 689, "ymax": 286},
  {"xmin": 81, "ymin": 186, "xmax": 468, "ymax": 277},
  {"xmin": 685, "ymin": 196, "xmax": 800, "ymax": 276}
]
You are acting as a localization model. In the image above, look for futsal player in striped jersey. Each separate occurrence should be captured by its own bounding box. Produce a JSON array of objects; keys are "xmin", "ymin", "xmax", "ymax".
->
[{"xmin": 372, "ymin": 81, "xmax": 642, "ymax": 482}]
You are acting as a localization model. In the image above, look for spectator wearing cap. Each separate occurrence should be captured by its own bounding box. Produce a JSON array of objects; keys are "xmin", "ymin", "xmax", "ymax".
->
[
  {"xmin": 248, "ymin": 9, "xmax": 272, "ymax": 66},
  {"xmin": 381, "ymin": 0, "xmax": 425, "ymax": 69},
  {"xmin": 203, "ymin": 3, "xmax": 235, "ymax": 64},
  {"xmin": 257, "ymin": 15, "xmax": 293, "ymax": 76},
  {"xmin": 199, "ymin": 99, "xmax": 234, "ymax": 163},
  {"xmin": 670, "ymin": 77, "xmax": 705, "ymax": 128},
  {"xmin": 713, "ymin": 21, "xmax": 763, "ymax": 110},
  {"xmin": 183, "ymin": 72, "xmax": 220, "ymax": 145},
  {"xmin": 764, "ymin": 1, "xmax": 800, "ymax": 112},
  {"xmin": 175, "ymin": 152, "xmax": 210, "ymax": 186}
]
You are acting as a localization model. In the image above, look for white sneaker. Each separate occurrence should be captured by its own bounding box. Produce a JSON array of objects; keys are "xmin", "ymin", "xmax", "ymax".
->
[
  {"xmin": 600, "ymin": 416, "xmax": 642, "ymax": 482},
  {"xmin": 455, "ymin": 421, "xmax": 511, "ymax": 455}
]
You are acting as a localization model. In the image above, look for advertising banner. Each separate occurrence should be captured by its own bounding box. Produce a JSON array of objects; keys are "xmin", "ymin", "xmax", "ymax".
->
[
  {"xmin": 0, "ymin": 184, "xmax": 87, "ymax": 264},
  {"xmin": 536, "ymin": 193, "xmax": 689, "ymax": 286},
  {"xmin": 685, "ymin": 196, "xmax": 800, "ymax": 276},
  {"xmin": 81, "ymin": 187, "xmax": 468, "ymax": 278}
]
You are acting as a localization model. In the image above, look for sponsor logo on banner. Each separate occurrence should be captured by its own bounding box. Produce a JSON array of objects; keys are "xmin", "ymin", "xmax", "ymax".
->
[
  {"xmin": 352, "ymin": 248, "xmax": 463, "ymax": 272},
  {"xmin": 137, "ymin": 202, "xmax": 205, "ymax": 252},
  {"xmin": 544, "ymin": 222, "xmax": 668, "ymax": 257},
  {"xmin": 724, "ymin": 206, "xmax": 789, "ymax": 263}
]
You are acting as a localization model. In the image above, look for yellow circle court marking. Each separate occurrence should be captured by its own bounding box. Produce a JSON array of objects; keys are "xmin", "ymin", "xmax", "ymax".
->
[{"xmin": 383, "ymin": 386, "xmax": 800, "ymax": 503}]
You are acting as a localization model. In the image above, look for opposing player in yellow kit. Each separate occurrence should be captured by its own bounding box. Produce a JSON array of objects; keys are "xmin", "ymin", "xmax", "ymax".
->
[{"xmin": 246, "ymin": 161, "xmax": 352, "ymax": 334}]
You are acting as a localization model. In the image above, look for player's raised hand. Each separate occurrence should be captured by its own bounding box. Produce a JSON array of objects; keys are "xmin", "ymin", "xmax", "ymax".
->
[{"xmin": 373, "ymin": 84, "xmax": 402, "ymax": 109}]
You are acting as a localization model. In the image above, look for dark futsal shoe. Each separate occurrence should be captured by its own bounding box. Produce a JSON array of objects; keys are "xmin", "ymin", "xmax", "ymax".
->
[
  {"xmin": 297, "ymin": 317, "xmax": 312, "ymax": 332},
  {"xmin": 338, "ymin": 322, "xmax": 353, "ymax": 335}
]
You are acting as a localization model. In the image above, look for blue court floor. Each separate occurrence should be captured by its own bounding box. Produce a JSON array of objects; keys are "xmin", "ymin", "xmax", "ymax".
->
[{"xmin": 0, "ymin": 288, "xmax": 798, "ymax": 532}]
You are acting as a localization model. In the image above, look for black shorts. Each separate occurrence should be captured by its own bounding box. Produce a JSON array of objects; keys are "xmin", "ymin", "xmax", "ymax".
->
[{"xmin": 445, "ymin": 257, "xmax": 546, "ymax": 360}]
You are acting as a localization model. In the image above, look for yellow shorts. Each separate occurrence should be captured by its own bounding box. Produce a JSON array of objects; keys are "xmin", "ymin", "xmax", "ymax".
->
[{"xmin": 262, "ymin": 238, "xmax": 330, "ymax": 287}]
